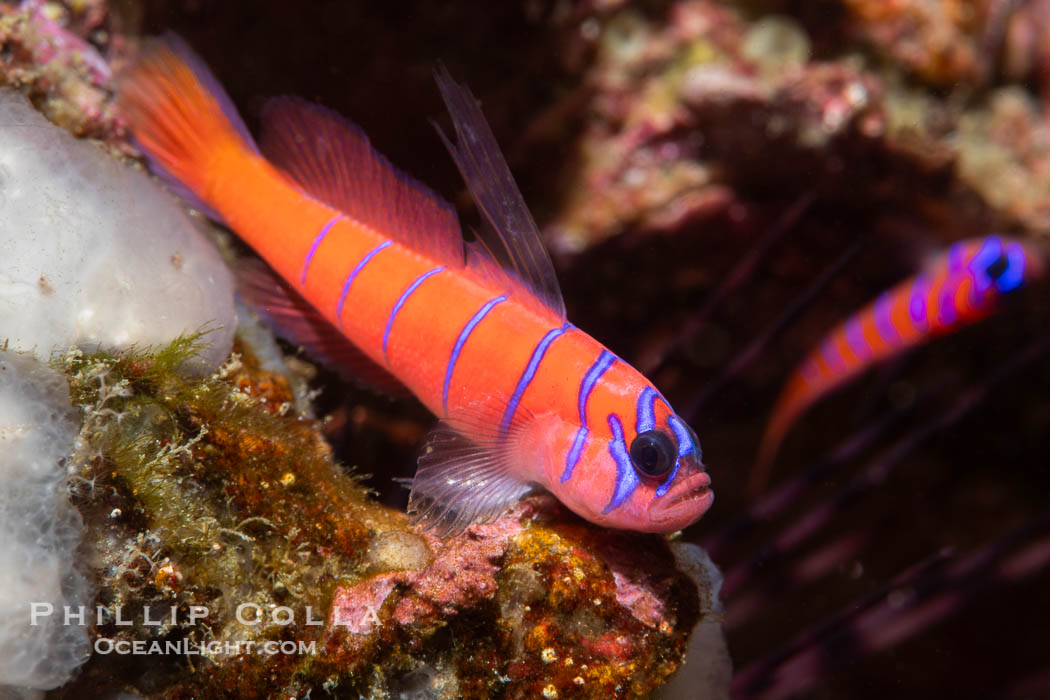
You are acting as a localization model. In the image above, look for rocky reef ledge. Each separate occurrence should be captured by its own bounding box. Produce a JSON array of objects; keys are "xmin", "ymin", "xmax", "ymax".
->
[{"xmin": 42, "ymin": 339, "xmax": 724, "ymax": 699}]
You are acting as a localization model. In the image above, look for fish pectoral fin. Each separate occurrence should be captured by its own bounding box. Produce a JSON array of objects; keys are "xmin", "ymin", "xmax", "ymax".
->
[{"xmin": 408, "ymin": 403, "xmax": 552, "ymax": 538}]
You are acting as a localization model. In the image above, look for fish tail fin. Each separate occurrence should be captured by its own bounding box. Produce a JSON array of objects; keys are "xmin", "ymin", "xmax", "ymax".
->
[
  {"xmin": 117, "ymin": 34, "xmax": 257, "ymax": 219},
  {"xmin": 751, "ymin": 372, "xmax": 812, "ymax": 493}
]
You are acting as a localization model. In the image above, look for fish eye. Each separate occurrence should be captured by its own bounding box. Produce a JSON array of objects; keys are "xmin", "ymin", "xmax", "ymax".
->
[
  {"xmin": 986, "ymin": 254, "xmax": 1009, "ymax": 281},
  {"xmin": 629, "ymin": 430, "xmax": 675, "ymax": 479}
]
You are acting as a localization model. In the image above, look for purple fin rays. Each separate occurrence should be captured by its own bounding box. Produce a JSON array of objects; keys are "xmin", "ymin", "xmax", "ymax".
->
[
  {"xmin": 259, "ymin": 96, "xmax": 463, "ymax": 269},
  {"xmin": 432, "ymin": 66, "xmax": 567, "ymax": 321}
]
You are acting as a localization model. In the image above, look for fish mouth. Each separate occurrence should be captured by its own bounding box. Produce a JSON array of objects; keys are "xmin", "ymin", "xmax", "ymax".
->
[{"xmin": 652, "ymin": 468, "xmax": 714, "ymax": 527}]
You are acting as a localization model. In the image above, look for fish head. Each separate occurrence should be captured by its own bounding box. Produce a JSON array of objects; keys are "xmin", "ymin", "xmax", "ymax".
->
[
  {"xmin": 997, "ymin": 237, "xmax": 1046, "ymax": 291},
  {"xmin": 542, "ymin": 370, "xmax": 713, "ymax": 533},
  {"xmin": 966, "ymin": 235, "xmax": 1045, "ymax": 302}
]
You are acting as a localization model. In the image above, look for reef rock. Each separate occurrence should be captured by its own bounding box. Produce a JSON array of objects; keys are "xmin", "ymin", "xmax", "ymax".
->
[{"xmin": 44, "ymin": 340, "xmax": 727, "ymax": 699}]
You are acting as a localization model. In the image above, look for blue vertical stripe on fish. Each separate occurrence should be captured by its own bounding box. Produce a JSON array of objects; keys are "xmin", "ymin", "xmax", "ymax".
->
[
  {"xmin": 442, "ymin": 295, "xmax": 508, "ymax": 413},
  {"xmin": 561, "ymin": 350, "xmax": 617, "ymax": 482},
  {"xmin": 300, "ymin": 214, "xmax": 343, "ymax": 285},
  {"xmin": 383, "ymin": 266, "xmax": 446, "ymax": 356},
  {"xmin": 336, "ymin": 239, "xmax": 394, "ymax": 322}
]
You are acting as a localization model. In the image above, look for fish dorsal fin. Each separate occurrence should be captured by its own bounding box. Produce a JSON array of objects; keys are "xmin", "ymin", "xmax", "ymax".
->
[
  {"xmin": 408, "ymin": 401, "xmax": 549, "ymax": 537},
  {"xmin": 258, "ymin": 96, "xmax": 465, "ymax": 269},
  {"xmin": 433, "ymin": 67, "xmax": 567, "ymax": 321},
  {"xmin": 236, "ymin": 257, "xmax": 412, "ymax": 397}
]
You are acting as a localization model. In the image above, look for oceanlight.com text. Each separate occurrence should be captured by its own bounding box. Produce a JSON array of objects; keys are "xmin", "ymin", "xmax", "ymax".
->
[{"xmin": 94, "ymin": 639, "xmax": 317, "ymax": 656}]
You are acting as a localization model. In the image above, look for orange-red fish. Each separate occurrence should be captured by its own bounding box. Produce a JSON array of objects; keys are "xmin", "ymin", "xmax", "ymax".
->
[
  {"xmin": 117, "ymin": 37, "xmax": 713, "ymax": 535},
  {"xmin": 755, "ymin": 235, "xmax": 1045, "ymax": 488}
]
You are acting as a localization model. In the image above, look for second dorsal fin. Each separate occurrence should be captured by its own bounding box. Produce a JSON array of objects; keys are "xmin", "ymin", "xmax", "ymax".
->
[
  {"xmin": 258, "ymin": 76, "xmax": 567, "ymax": 322},
  {"xmin": 259, "ymin": 96, "xmax": 465, "ymax": 269}
]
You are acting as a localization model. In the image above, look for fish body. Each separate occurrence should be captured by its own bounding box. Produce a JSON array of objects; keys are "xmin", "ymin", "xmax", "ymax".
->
[
  {"xmin": 757, "ymin": 235, "xmax": 1045, "ymax": 479},
  {"xmin": 118, "ymin": 38, "xmax": 712, "ymax": 535}
]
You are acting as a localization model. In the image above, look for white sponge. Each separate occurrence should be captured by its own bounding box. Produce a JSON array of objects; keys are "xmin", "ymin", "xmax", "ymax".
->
[
  {"xmin": 0, "ymin": 89, "xmax": 236, "ymax": 372},
  {"xmin": 0, "ymin": 351, "xmax": 90, "ymax": 690},
  {"xmin": 654, "ymin": 543, "xmax": 731, "ymax": 700}
]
